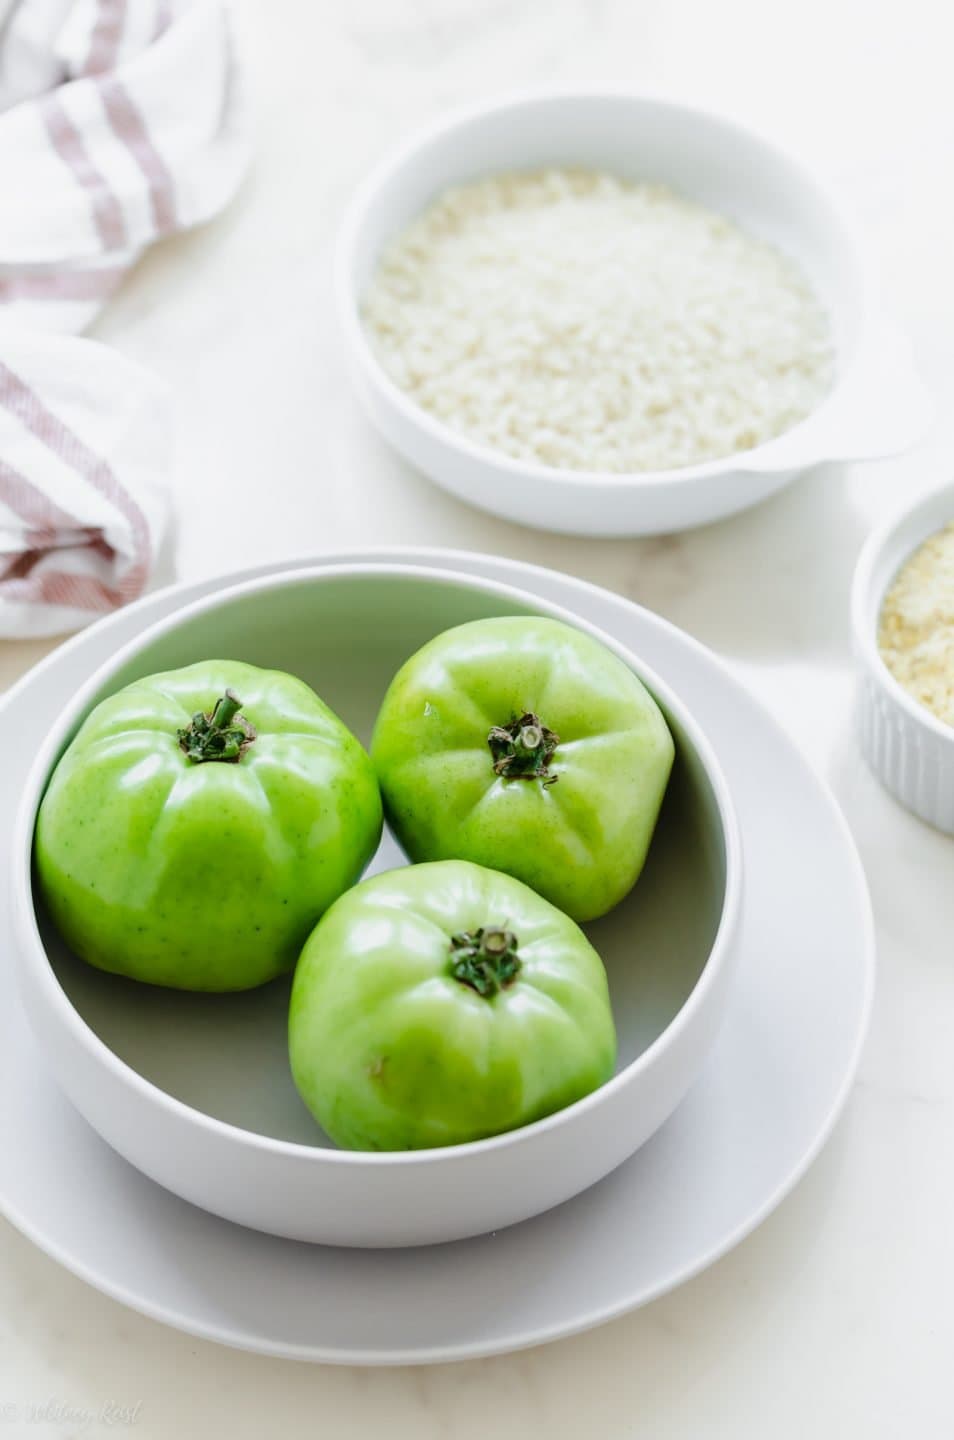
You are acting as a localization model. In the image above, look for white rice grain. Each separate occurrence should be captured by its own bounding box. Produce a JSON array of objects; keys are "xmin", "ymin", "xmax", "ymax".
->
[{"xmin": 361, "ymin": 168, "xmax": 835, "ymax": 474}]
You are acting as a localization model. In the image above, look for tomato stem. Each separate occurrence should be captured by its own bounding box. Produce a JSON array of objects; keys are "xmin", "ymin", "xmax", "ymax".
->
[
  {"xmin": 487, "ymin": 711, "xmax": 559, "ymax": 784},
  {"xmin": 177, "ymin": 690, "xmax": 256, "ymax": 764},
  {"xmin": 449, "ymin": 926, "xmax": 521, "ymax": 998}
]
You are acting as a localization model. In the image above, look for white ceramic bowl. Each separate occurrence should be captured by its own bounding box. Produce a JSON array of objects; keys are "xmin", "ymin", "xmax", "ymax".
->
[
  {"xmin": 13, "ymin": 564, "xmax": 741, "ymax": 1248},
  {"xmin": 852, "ymin": 484, "xmax": 954, "ymax": 832},
  {"xmin": 336, "ymin": 91, "xmax": 930, "ymax": 538}
]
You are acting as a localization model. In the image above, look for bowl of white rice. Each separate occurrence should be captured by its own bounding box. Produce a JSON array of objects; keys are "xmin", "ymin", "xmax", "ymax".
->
[{"xmin": 337, "ymin": 92, "xmax": 929, "ymax": 537}]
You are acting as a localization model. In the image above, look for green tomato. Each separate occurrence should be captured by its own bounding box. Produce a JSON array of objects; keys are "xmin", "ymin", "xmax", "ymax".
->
[
  {"xmin": 370, "ymin": 617, "xmax": 674, "ymax": 922},
  {"xmin": 288, "ymin": 859, "xmax": 616, "ymax": 1150},
  {"xmin": 35, "ymin": 660, "xmax": 382, "ymax": 991}
]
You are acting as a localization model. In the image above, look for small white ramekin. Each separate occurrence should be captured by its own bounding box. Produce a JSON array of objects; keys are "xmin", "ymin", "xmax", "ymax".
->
[
  {"xmin": 852, "ymin": 483, "xmax": 954, "ymax": 832},
  {"xmin": 337, "ymin": 91, "xmax": 931, "ymax": 538}
]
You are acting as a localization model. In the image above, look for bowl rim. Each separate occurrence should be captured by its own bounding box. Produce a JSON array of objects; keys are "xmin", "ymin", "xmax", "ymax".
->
[
  {"xmin": 14, "ymin": 561, "xmax": 743, "ymax": 1167},
  {"xmin": 851, "ymin": 481, "xmax": 954, "ymax": 749},
  {"xmin": 335, "ymin": 86, "xmax": 865, "ymax": 493}
]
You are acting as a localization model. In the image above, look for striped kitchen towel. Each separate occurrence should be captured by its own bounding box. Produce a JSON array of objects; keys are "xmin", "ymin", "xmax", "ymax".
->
[
  {"xmin": 0, "ymin": 333, "xmax": 170, "ymax": 637},
  {"xmin": 0, "ymin": 0, "xmax": 248, "ymax": 637}
]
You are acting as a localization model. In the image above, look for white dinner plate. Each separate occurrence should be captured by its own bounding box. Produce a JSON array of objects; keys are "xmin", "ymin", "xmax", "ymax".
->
[{"xmin": 0, "ymin": 549, "xmax": 874, "ymax": 1365}]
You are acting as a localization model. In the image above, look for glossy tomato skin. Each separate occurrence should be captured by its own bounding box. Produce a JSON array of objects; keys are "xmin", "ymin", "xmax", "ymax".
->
[
  {"xmin": 370, "ymin": 618, "xmax": 674, "ymax": 922},
  {"xmin": 35, "ymin": 660, "xmax": 382, "ymax": 991},
  {"xmin": 288, "ymin": 860, "xmax": 617, "ymax": 1150}
]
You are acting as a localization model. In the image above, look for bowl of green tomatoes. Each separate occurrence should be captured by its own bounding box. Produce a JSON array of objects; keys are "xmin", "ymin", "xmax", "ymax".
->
[{"xmin": 13, "ymin": 562, "xmax": 741, "ymax": 1246}]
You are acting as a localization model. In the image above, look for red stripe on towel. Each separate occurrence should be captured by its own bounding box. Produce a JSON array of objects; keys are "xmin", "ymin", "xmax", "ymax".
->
[
  {"xmin": 99, "ymin": 78, "xmax": 177, "ymax": 234},
  {"xmin": 80, "ymin": 0, "xmax": 127, "ymax": 77},
  {"xmin": 153, "ymin": 0, "xmax": 174, "ymax": 40},
  {"xmin": 1, "ymin": 566, "xmax": 124, "ymax": 612},
  {"xmin": 0, "ymin": 267, "xmax": 127, "ymax": 305},
  {"xmin": 41, "ymin": 95, "xmax": 128, "ymax": 251},
  {"xmin": 0, "ymin": 456, "xmax": 95, "ymax": 536}
]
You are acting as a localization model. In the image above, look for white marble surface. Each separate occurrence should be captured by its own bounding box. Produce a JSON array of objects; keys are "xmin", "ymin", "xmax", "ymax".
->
[{"xmin": 3, "ymin": 0, "xmax": 954, "ymax": 1433}]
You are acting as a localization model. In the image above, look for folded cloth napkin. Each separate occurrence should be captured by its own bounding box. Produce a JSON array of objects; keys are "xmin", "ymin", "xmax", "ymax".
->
[{"xmin": 0, "ymin": 0, "xmax": 247, "ymax": 637}]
